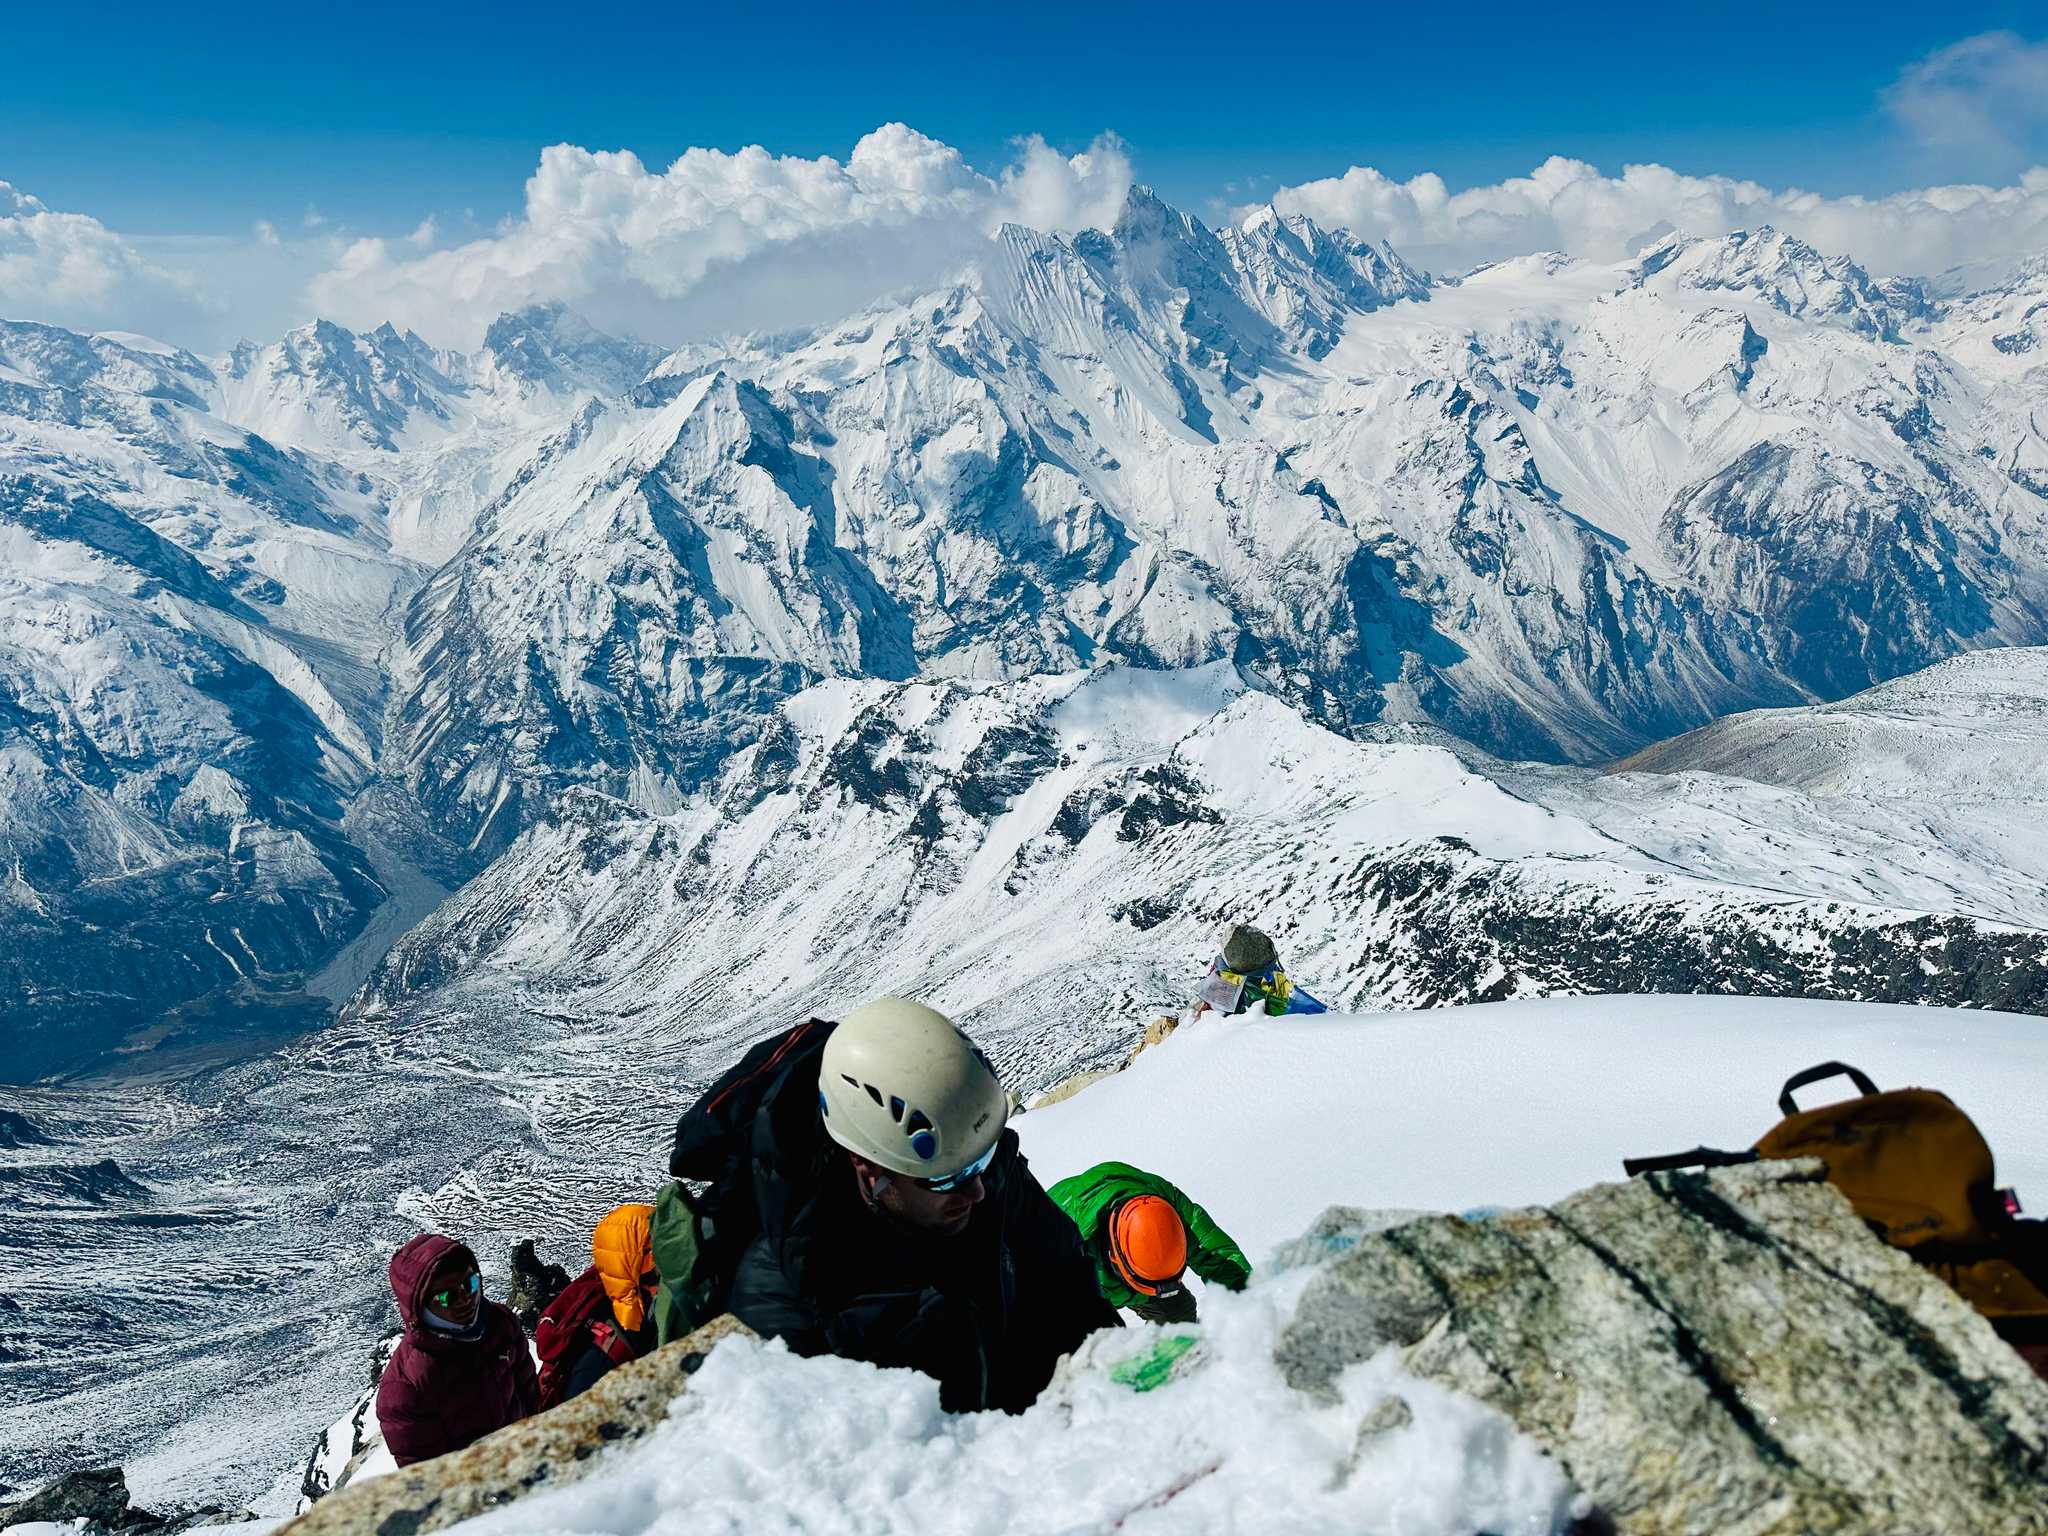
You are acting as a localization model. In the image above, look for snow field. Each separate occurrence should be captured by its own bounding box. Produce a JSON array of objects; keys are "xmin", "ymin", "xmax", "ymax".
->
[
  {"xmin": 451, "ymin": 1266, "xmax": 1576, "ymax": 1536},
  {"xmin": 1017, "ymin": 995, "xmax": 2048, "ymax": 1260}
]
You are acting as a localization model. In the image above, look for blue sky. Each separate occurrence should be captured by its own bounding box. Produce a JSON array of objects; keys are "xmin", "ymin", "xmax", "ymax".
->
[
  {"xmin": 8, "ymin": 0, "xmax": 2045, "ymax": 237},
  {"xmin": 4, "ymin": 3, "xmax": 2047, "ymax": 350}
]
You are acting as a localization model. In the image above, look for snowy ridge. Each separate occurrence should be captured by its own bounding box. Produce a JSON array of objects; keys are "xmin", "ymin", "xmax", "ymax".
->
[{"xmin": 359, "ymin": 655, "xmax": 2048, "ymax": 1058}]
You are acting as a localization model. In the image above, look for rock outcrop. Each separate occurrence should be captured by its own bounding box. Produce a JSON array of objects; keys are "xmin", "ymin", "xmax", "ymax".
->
[
  {"xmin": 0, "ymin": 1463, "xmax": 253, "ymax": 1533},
  {"xmin": 276, "ymin": 1316, "xmax": 751, "ymax": 1536},
  {"xmin": 1277, "ymin": 1159, "xmax": 2048, "ymax": 1535},
  {"xmin": 1028, "ymin": 1012, "xmax": 1182, "ymax": 1110}
]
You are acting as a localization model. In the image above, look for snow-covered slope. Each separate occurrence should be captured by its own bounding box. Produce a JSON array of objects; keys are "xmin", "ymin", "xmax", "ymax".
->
[
  {"xmin": 358, "ymin": 655, "xmax": 2048, "ymax": 1057},
  {"xmin": 1019, "ymin": 996, "xmax": 2048, "ymax": 1256},
  {"xmin": 0, "ymin": 309, "xmax": 661, "ymax": 1076},
  {"xmin": 1616, "ymin": 643, "xmax": 2048, "ymax": 799}
]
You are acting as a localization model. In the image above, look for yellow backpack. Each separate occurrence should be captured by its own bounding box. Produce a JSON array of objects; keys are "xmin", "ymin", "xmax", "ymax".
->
[{"xmin": 1628, "ymin": 1061, "xmax": 2048, "ymax": 1376}]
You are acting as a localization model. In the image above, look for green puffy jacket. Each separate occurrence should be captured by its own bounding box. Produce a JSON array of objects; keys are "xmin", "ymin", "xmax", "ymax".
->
[{"xmin": 1047, "ymin": 1160, "xmax": 1252, "ymax": 1311}]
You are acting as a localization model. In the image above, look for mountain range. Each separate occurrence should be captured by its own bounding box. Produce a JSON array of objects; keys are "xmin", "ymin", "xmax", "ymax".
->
[{"xmin": 6, "ymin": 189, "xmax": 2048, "ymax": 1079}]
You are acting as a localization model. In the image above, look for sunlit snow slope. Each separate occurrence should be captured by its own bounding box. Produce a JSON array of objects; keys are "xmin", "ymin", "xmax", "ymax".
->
[{"xmin": 360, "ymin": 654, "xmax": 2048, "ymax": 1058}]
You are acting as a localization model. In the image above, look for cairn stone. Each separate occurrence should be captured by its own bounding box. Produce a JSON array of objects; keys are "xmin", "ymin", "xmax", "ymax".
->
[{"xmin": 1277, "ymin": 1159, "xmax": 2048, "ymax": 1535}]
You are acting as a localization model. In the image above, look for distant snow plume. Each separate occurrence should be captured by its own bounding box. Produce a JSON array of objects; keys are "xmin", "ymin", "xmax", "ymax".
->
[
  {"xmin": 0, "ymin": 180, "xmax": 214, "ymax": 335},
  {"xmin": 306, "ymin": 125, "xmax": 1133, "ymax": 350},
  {"xmin": 1263, "ymin": 156, "xmax": 2048, "ymax": 280}
]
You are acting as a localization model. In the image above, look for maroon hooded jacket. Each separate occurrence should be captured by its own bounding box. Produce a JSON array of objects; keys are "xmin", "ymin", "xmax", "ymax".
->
[{"xmin": 375, "ymin": 1233, "xmax": 539, "ymax": 1467}]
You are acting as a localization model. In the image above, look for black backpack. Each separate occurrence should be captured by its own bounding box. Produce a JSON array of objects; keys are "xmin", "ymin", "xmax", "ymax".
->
[{"xmin": 652, "ymin": 1019, "xmax": 833, "ymax": 1342}]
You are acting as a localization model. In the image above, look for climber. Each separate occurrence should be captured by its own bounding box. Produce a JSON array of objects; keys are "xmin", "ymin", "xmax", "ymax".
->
[
  {"xmin": 376, "ymin": 1234, "xmax": 538, "ymax": 1467},
  {"xmin": 1049, "ymin": 1160, "xmax": 1253, "ymax": 1323},
  {"xmin": 504, "ymin": 1238, "xmax": 572, "ymax": 1331},
  {"xmin": 1194, "ymin": 922, "xmax": 1326, "ymax": 1017},
  {"xmin": 534, "ymin": 1203, "xmax": 661, "ymax": 1406},
  {"xmin": 657, "ymin": 997, "xmax": 1121, "ymax": 1412}
]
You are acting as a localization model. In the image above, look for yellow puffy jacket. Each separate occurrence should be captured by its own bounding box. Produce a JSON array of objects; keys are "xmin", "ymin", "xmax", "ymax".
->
[{"xmin": 591, "ymin": 1202, "xmax": 656, "ymax": 1332}]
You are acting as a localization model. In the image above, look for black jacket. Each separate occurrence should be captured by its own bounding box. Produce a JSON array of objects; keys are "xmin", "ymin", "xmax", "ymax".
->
[{"xmin": 721, "ymin": 1039, "xmax": 1119, "ymax": 1412}]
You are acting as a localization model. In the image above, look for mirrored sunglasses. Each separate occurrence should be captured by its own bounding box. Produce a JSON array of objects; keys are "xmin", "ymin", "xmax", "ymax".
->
[
  {"xmin": 430, "ymin": 1270, "xmax": 482, "ymax": 1308},
  {"xmin": 915, "ymin": 1140, "xmax": 998, "ymax": 1193}
]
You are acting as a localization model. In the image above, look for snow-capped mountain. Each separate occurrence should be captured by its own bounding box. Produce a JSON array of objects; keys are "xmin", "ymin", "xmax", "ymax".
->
[
  {"xmin": 0, "ymin": 307, "xmax": 660, "ymax": 1077},
  {"xmin": 7, "ymin": 186, "xmax": 2048, "ymax": 1075},
  {"xmin": 381, "ymin": 201, "xmax": 2048, "ymax": 857}
]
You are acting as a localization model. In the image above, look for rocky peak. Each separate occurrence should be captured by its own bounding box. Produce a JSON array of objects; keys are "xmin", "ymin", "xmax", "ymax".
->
[
  {"xmin": 1633, "ymin": 225, "xmax": 1910, "ymax": 339},
  {"xmin": 225, "ymin": 317, "xmax": 462, "ymax": 450},
  {"xmin": 1221, "ymin": 205, "xmax": 1431, "ymax": 358},
  {"xmin": 478, "ymin": 302, "xmax": 666, "ymax": 399}
]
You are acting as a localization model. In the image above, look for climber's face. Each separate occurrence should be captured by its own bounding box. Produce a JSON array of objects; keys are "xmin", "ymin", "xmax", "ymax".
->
[{"xmin": 424, "ymin": 1256, "xmax": 482, "ymax": 1326}]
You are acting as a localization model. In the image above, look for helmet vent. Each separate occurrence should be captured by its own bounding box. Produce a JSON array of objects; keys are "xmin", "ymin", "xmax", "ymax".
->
[
  {"xmin": 905, "ymin": 1108, "xmax": 933, "ymax": 1136},
  {"xmin": 888, "ymin": 1095, "xmax": 906, "ymax": 1123},
  {"xmin": 862, "ymin": 1082, "xmax": 886, "ymax": 1110}
]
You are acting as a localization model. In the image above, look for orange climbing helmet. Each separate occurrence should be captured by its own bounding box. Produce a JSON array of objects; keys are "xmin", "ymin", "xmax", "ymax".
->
[{"xmin": 1107, "ymin": 1194, "xmax": 1189, "ymax": 1296}]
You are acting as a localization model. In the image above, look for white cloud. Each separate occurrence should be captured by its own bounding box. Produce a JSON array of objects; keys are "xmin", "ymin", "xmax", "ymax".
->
[
  {"xmin": 1884, "ymin": 31, "xmax": 2048, "ymax": 179},
  {"xmin": 303, "ymin": 124, "xmax": 1134, "ymax": 349},
  {"xmin": 0, "ymin": 180, "xmax": 216, "ymax": 337},
  {"xmin": 1261, "ymin": 156, "xmax": 2048, "ymax": 280}
]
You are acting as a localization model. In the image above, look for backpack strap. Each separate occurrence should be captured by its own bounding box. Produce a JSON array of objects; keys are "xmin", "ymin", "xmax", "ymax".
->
[
  {"xmin": 1778, "ymin": 1061, "xmax": 1880, "ymax": 1117},
  {"xmin": 672, "ymin": 1019, "xmax": 829, "ymax": 1179},
  {"xmin": 1623, "ymin": 1146, "xmax": 1762, "ymax": 1178},
  {"xmin": 590, "ymin": 1319, "xmax": 638, "ymax": 1367}
]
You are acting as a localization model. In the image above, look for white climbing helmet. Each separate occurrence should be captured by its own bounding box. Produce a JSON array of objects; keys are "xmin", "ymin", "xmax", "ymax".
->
[{"xmin": 818, "ymin": 997, "xmax": 1008, "ymax": 1182}]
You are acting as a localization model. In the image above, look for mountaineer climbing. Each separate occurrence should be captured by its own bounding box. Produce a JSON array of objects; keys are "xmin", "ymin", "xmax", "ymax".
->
[
  {"xmin": 1194, "ymin": 923, "xmax": 1326, "ymax": 1017},
  {"xmin": 534, "ymin": 1203, "xmax": 661, "ymax": 1406},
  {"xmin": 375, "ymin": 1234, "xmax": 538, "ymax": 1467},
  {"xmin": 1049, "ymin": 1160, "xmax": 1252, "ymax": 1323},
  {"xmin": 653, "ymin": 997, "xmax": 1120, "ymax": 1411}
]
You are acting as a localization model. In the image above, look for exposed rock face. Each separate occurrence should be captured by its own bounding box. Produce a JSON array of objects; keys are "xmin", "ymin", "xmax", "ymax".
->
[
  {"xmin": 277, "ymin": 1316, "xmax": 752, "ymax": 1536},
  {"xmin": 0, "ymin": 1462, "xmax": 249, "ymax": 1533},
  {"xmin": 0, "ymin": 1464, "xmax": 130, "ymax": 1529},
  {"xmin": 1276, "ymin": 1160, "xmax": 2048, "ymax": 1535},
  {"xmin": 295, "ymin": 1337, "xmax": 398, "ymax": 1510}
]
